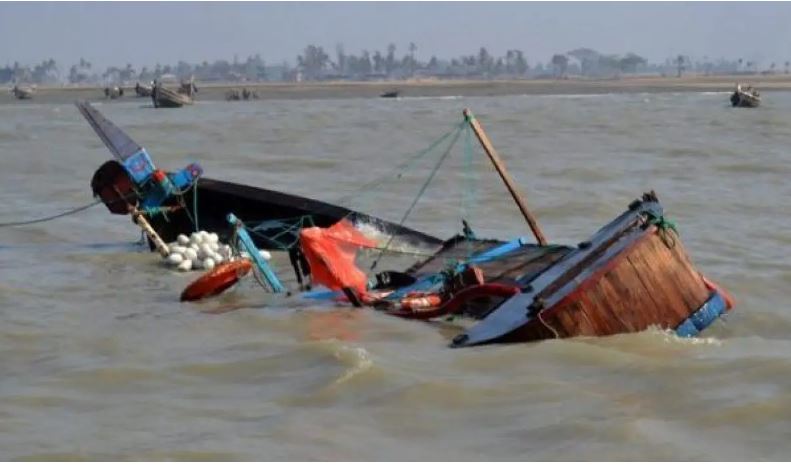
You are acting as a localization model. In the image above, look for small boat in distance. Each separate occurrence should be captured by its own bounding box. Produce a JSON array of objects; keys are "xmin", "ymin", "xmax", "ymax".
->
[
  {"xmin": 134, "ymin": 82, "xmax": 153, "ymax": 97},
  {"xmin": 226, "ymin": 88, "xmax": 259, "ymax": 101},
  {"xmin": 380, "ymin": 90, "xmax": 400, "ymax": 98},
  {"xmin": 731, "ymin": 83, "xmax": 761, "ymax": 108},
  {"xmin": 11, "ymin": 84, "xmax": 35, "ymax": 100},
  {"xmin": 151, "ymin": 77, "xmax": 196, "ymax": 108},
  {"xmin": 104, "ymin": 86, "xmax": 124, "ymax": 99}
]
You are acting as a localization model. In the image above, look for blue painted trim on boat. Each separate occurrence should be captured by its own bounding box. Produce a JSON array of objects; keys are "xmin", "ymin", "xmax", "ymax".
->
[
  {"xmin": 124, "ymin": 148, "xmax": 156, "ymax": 184},
  {"xmin": 467, "ymin": 237, "xmax": 529, "ymax": 264},
  {"xmin": 675, "ymin": 290, "xmax": 728, "ymax": 337},
  {"xmin": 300, "ymin": 289, "xmax": 341, "ymax": 300},
  {"xmin": 227, "ymin": 213, "xmax": 286, "ymax": 293},
  {"xmin": 383, "ymin": 274, "xmax": 445, "ymax": 301},
  {"xmin": 380, "ymin": 237, "xmax": 530, "ymax": 302}
]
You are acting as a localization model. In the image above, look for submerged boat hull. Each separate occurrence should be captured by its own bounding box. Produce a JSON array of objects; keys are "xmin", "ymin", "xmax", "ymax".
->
[
  {"xmin": 145, "ymin": 176, "xmax": 443, "ymax": 251},
  {"xmin": 449, "ymin": 193, "xmax": 732, "ymax": 347},
  {"xmin": 490, "ymin": 227, "xmax": 716, "ymax": 343}
]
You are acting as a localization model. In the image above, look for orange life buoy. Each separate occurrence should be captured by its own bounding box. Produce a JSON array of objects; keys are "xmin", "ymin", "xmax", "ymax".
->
[
  {"xmin": 389, "ymin": 283, "xmax": 520, "ymax": 320},
  {"xmin": 398, "ymin": 292, "xmax": 444, "ymax": 311},
  {"xmin": 180, "ymin": 259, "xmax": 253, "ymax": 302}
]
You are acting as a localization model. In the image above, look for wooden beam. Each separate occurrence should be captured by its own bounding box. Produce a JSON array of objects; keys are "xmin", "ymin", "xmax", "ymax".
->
[
  {"xmin": 133, "ymin": 211, "xmax": 171, "ymax": 257},
  {"xmin": 463, "ymin": 108, "xmax": 548, "ymax": 246}
]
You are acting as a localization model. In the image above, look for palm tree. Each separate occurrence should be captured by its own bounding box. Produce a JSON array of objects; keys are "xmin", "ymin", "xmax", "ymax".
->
[
  {"xmin": 551, "ymin": 54, "xmax": 568, "ymax": 78},
  {"xmin": 675, "ymin": 55, "xmax": 685, "ymax": 77},
  {"xmin": 408, "ymin": 42, "xmax": 417, "ymax": 76}
]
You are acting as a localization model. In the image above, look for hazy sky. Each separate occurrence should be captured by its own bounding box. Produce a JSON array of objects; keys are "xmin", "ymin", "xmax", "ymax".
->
[{"xmin": 2, "ymin": 2, "xmax": 790, "ymax": 69}]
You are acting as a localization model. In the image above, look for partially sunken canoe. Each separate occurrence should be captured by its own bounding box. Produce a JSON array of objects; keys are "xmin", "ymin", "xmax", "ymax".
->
[
  {"xmin": 454, "ymin": 192, "xmax": 730, "ymax": 347},
  {"xmin": 78, "ymin": 100, "xmax": 443, "ymax": 251}
]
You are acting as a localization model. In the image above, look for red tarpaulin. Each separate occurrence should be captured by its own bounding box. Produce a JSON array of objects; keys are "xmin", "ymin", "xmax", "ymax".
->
[{"xmin": 299, "ymin": 220, "xmax": 378, "ymax": 294}]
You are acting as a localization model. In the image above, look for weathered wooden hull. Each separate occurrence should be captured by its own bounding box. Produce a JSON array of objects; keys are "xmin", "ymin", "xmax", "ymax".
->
[
  {"xmin": 731, "ymin": 91, "xmax": 760, "ymax": 108},
  {"xmin": 152, "ymin": 86, "xmax": 192, "ymax": 108},
  {"xmin": 496, "ymin": 228, "xmax": 713, "ymax": 342},
  {"xmin": 453, "ymin": 193, "xmax": 732, "ymax": 347}
]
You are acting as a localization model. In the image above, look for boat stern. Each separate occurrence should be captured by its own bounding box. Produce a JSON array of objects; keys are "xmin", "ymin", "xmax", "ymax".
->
[{"xmin": 453, "ymin": 192, "xmax": 734, "ymax": 347}]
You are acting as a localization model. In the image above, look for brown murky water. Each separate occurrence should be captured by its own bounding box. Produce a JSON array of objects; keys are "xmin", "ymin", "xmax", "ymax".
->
[{"xmin": 1, "ymin": 90, "xmax": 790, "ymax": 460}]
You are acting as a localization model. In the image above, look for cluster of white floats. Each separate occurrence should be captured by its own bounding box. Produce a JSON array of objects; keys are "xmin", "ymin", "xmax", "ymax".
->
[{"xmin": 162, "ymin": 231, "xmax": 271, "ymax": 272}]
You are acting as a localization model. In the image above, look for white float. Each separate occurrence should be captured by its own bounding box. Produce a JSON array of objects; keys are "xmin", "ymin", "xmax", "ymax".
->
[{"xmin": 161, "ymin": 231, "xmax": 240, "ymax": 272}]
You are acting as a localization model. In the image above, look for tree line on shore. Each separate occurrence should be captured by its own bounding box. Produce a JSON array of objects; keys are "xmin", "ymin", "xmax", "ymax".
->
[{"xmin": 2, "ymin": 44, "xmax": 789, "ymax": 85}]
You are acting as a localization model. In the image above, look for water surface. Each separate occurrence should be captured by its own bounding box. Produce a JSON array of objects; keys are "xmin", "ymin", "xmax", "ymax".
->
[{"xmin": 1, "ymin": 91, "xmax": 790, "ymax": 460}]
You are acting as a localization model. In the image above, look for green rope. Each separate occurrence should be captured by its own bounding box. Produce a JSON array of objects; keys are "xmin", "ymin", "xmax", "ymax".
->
[
  {"xmin": 235, "ymin": 215, "xmax": 314, "ymax": 251},
  {"xmin": 646, "ymin": 214, "xmax": 678, "ymax": 234},
  {"xmin": 370, "ymin": 122, "xmax": 465, "ymax": 270},
  {"xmin": 335, "ymin": 120, "xmax": 467, "ymax": 208},
  {"xmin": 646, "ymin": 213, "xmax": 678, "ymax": 248},
  {"xmin": 461, "ymin": 122, "xmax": 479, "ymax": 258},
  {"xmin": 140, "ymin": 206, "xmax": 170, "ymax": 222}
]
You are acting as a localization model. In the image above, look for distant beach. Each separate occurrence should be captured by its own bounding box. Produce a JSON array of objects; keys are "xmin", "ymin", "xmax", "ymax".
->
[{"xmin": 5, "ymin": 74, "xmax": 791, "ymax": 104}]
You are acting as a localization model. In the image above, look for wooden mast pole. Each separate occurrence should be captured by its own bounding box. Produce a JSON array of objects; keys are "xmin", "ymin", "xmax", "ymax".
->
[{"xmin": 463, "ymin": 108, "xmax": 548, "ymax": 246}]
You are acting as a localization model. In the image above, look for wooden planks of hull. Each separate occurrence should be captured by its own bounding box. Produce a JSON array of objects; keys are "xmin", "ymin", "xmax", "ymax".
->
[{"xmin": 509, "ymin": 227, "xmax": 712, "ymax": 342}]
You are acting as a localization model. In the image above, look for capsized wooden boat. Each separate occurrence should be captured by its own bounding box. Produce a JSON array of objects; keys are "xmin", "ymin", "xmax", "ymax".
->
[
  {"xmin": 295, "ymin": 109, "xmax": 734, "ymax": 346},
  {"xmin": 11, "ymin": 85, "xmax": 35, "ymax": 100},
  {"xmin": 448, "ymin": 192, "xmax": 733, "ymax": 346},
  {"xmin": 296, "ymin": 195, "xmax": 732, "ymax": 346},
  {"xmin": 76, "ymin": 101, "xmax": 442, "ymax": 251},
  {"xmin": 731, "ymin": 83, "xmax": 760, "ymax": 108}
]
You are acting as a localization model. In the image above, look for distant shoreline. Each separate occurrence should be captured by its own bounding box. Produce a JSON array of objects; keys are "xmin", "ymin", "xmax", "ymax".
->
[{"xmin": 5, "ymin": 74, "xmax": 791, "ymax": 103}]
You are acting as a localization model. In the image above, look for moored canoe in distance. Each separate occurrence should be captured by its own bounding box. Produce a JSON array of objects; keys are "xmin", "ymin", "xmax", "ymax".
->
[
  {"xmin": 151, "ymin": 78, "xmax": 197, "ymax": 108},
  {"xmin": 731, "ymin": 83, "xmax": 760, "ymax": 108},
  {"xmin": 11, "ymin": 85, "xmax": 35, "ymax": 99},
  {"xmin": 151, "ymin": 84, "xmax": 193, "ymax": 107},
  {"xmin": 104, "ymin": 86, "xmax": 124, "ymax": 99}
]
